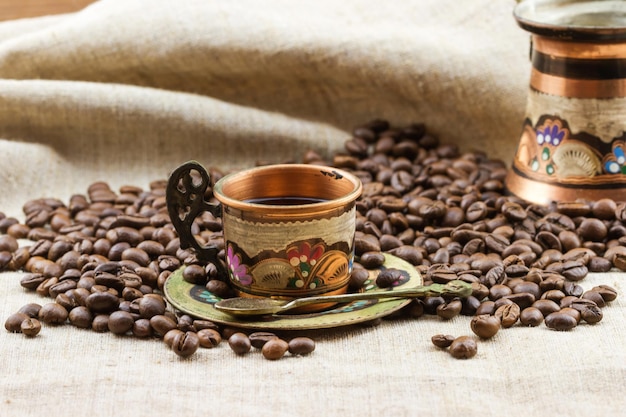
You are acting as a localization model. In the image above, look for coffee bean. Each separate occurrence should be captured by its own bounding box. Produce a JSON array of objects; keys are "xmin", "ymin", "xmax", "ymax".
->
[
  {"xmin": 69, "ymin": 306, "xmax": 93, "ymax": 328},
  {"xmin": 171, "ymin": 331, "xmax": 200, "ymax": 358},
  {"xmin": 132, "ymin": 319, "xmax": 152, "ymax": 338},
  {"xmin": 201, "ymin": 278, "xmax": 230, "ymax": 298},
  {"xmin": 501, "ymin": 292, "xmax": 535, "ymax": 310},
  {"xmin": 249, "ymin": 332, "xmax": 278, "ymax": 349},
  {"xmin": 562, "ymin": 281, "xmax": 584, "ymax": 298},
  {"xmin": 149, "ymin": 315, "xmax": 177, "ymax": 338},
  {"xmin": 428, "ymin": 266, "xmax": 458, "ymax": 284},
  {"xmin": 560, "ymin": 307, "xmax": 582, "ymax": 324},
  {"xmin": 163, "ymin": 329, "xmax": 184, "ymax": 348},
  {"xmin": 466, "ymin": 201, "xmax": 488, "ymax": 222},
  {"xmin": 20, "ymin": 318, "xmax": 42, "ymax": 337},
  {"xmin": 581, "ymin": 291, "xmax": 606, "ymax": 308},
  {"xmin": 580, "ymin": 304, "xmax": 604, "ymax": 324},
  {"xmin": 348, "ymin": 267, "xmax": 370, "ymax": 290},
  {"xmin": 38, "ymin": 303, "xmax": 68, "ymax": 325},
  {"xmin": 228, "ymin": 332, "xmax": 251, "ymax": 355},
  {"xmin": 494, "ymin": 303, "xmax": 520, "ymax": 328},
  {"xmin": 436, "ymin": 299, "xmax": 462, "ymax": 320},
  {"xmin": 375, "ymin": 268, "xmax": 403, "ymax": 288},
  {"xmin": 262, "ymin": 338, "xmax": 289, "ymax": 360},
  {"xmin": 196, "ymin": 329, "xmax": 222, "ymax": 348},
  {"xmin": 0, "ymin": 235, "xmax": 19, "ymax": 252},
  {"xmin": 541, "ymin": 289, "xmax": 566, "ymax": 304},
  {"xmin": 405, "ymin": 299, "xmax": 425, "ymax": 318},
  {"xmin": 288, "ymin": 337, "xmax": 316, "ymax": 355},
  {"xmin": 588, "ymin": 198, "xmax": 616, "ymax": 220},
  {"xmin": 484, "ymin": 234, "xmax": 509, "ymax": 254},
  {"xmin": 17, "ymin": 303, "xmax": 42, "ymax": 318},
  {"xmin": 475, "ymin": 300, "xmax": 496, "ymax": 316},
  {"xmin": 489, "ymin": 284, "xmax": 512, "ymax": 300},
  {"xmin": 5, "ymin": 312, "xmax": 29, "ymax": 333},
  {"xmin": 588, "ymin": 256, "xmax": 612, "ymax": 272},
  {"xmin": 388, "ymin": 245, "xmax": 423, "ymax": 265},
  {"xmin": 520, "ymin": 307, "xmax": 544, "ymax": 326},
  {"xmin": 431, "ymin": 334, "xmax": 455, "ymax": 349},
  {"xmin": 531, "ymin": 299, "xmax": 561, "ymax": 317},
  {"xmin": 512, "ymin": 281, "xmax": 542, "ymax": 300},
  {"xmin": 182, "ymin": 264, "xmax": 207, "ymax": 284},
  {"xmin": 359, "ymin": 251, "xmax": 385, "ymax": 269},
  {"xmin": 108, "ymin": 311, "xmax": 135, "ymax": 334},
  {"xmin": 591, "ymin": 285, "xmax": 618, "ymax": 302},
  {"xmin": 449, "ymin": 336, "xmax": 478, "ymax": 359},
  {"xmin": 138, "ymin": 295, "xmax": 166, "ymax": 318},
  {"xmin": 470, "ymin": 314, "xmax": 501, "ymax": 339},
  {"xmin": 85, "ymin": 291, "xmax": 120, "ymax": 314},
  {"xmin": 422, "ymin": 296, "xmax": 445, "ymax": 315},
  {"xmin": 560, "ymin": 260, "xmax": 588, "ymax": 281},
  {"xmin": 578, "ymin": 218, "xmax": 608, "ymax": 242},
  {"xmin": 545, "ymin": 311, "xmax": 578, "ymax": 331},
  {"xmin": 460, "ymin": 295, "xmax": 481, "ymax": 316}
]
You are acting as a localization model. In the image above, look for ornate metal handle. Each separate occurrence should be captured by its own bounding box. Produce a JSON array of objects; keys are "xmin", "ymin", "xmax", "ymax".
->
[{"xmin": 166, "ymin": 161, "xmax": 228, "ymax": 281}]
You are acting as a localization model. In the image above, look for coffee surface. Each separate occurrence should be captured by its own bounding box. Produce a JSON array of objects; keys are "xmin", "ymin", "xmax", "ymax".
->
[{"xmin": 244, "ymin": 197, "xmax": 328, "ymax": 205}]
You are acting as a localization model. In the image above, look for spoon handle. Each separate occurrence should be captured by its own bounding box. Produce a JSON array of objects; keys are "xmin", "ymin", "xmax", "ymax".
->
[{"xmin": 280, "ymin": 280, "xmax": 472, "ymax": 313}]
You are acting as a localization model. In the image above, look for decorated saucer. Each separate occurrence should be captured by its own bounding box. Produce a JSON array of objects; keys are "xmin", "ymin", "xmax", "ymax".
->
[{"xmin": 164, "ymin": 253, "xmax": 422, "ymax": 330}]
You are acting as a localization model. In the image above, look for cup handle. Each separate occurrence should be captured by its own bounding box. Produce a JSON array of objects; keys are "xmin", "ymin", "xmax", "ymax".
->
[{"xmin": 166, "ymin": 161, "xmax": 229, "ymax": 281}]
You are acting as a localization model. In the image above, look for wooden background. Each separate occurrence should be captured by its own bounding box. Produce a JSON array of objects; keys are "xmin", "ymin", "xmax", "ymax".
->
[{"xmin": 0, "ymin": 0, "xmax": 95, "ymax": 21}]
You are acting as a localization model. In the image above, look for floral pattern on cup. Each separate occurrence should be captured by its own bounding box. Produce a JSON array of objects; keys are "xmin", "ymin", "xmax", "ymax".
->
[
  {"xmin": 227, "ymin": 245, "xmax": 252, "ymax": 286},
  {"xmin": 226, "ymin": 239, "xmax": 352, "ymax": 295},
  {"xmin": 287, "ymin": 242, "xmax": 324, "ymax": 284}
]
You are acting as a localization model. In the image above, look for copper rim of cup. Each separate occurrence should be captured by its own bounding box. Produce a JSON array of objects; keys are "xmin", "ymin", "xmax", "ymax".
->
[{"xmin": 213, "ymin": 164, "xmax": 363, "ymax": 218}]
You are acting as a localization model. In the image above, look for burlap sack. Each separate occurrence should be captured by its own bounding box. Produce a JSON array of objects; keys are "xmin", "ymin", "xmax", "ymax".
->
[{"xmin": 1, "ymin": 1, "xmax": 624, "ymax": 416}]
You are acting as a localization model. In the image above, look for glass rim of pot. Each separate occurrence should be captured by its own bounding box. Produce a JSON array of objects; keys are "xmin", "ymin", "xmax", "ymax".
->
[{"xmin": 514, "ymin": 0, "xmax": 626, "ymax": 40}]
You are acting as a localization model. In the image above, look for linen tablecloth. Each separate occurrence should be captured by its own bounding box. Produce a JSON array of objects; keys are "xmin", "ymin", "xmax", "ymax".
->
[{"xmin": 1, "ymin": 1, "xmax": 624, "ymax": 416}]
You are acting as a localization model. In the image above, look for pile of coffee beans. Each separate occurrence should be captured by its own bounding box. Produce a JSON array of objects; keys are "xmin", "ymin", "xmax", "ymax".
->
[
  {"xmin": 0, "ymin": 118, "xmax": 620, "ymax": 360},
  {"xmin": 331, "ymin": 119, "xmax": 618, "ymax": 355}
]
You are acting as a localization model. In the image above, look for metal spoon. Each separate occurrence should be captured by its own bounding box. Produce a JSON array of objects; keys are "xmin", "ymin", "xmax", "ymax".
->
[{"xmin": 213, "ymin": 280, "xmax": 473, "ymax": 317}]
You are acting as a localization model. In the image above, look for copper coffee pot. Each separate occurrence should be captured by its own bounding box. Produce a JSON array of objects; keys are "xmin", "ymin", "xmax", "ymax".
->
[{"xmin": 505, "ymin": 0, "xmax": 626, "ymax": 204}]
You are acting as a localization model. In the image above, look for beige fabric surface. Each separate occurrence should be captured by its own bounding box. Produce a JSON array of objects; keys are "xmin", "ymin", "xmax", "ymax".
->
[{"xmin": 0, "ymin": 1, "xmax": 624, "ymax": 416}]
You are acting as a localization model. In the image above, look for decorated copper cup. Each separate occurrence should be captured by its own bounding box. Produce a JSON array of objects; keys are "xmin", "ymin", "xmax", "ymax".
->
[{"xmin": 166, "ymin": 161, "xmax": 362, "ymax": 308}]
